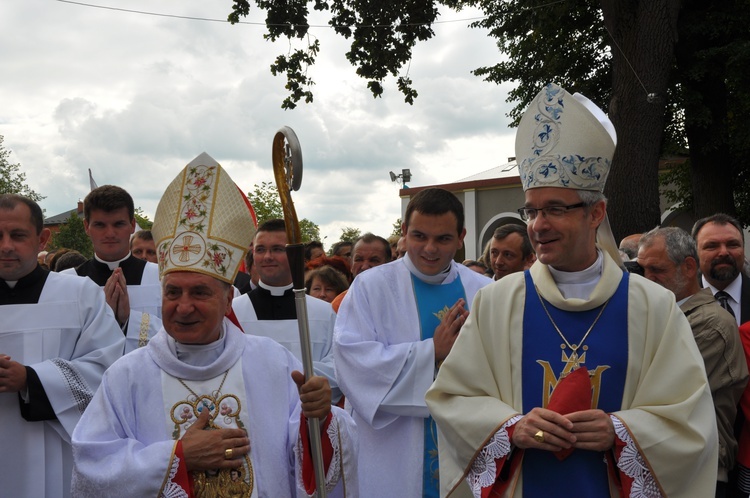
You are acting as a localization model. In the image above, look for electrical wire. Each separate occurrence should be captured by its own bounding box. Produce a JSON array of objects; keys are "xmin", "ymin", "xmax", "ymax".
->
[
  {"xmin": 55, "ymin": 0, "xmax": 488, "ymax": 28},
  {"xmin": 55, "ymin": 0, "xmax": 651, "ymax": 97}
]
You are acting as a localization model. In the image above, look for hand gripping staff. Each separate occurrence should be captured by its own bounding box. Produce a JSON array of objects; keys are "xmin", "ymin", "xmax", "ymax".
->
[{"xmin": 272, "ymin": 126, "xmax": 327, "ymax": 498}]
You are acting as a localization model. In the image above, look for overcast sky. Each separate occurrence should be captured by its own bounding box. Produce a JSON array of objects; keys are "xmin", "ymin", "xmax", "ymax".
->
[{"xmin": 1, "ymin": 0, "xmax": 517, "ymax": 247}]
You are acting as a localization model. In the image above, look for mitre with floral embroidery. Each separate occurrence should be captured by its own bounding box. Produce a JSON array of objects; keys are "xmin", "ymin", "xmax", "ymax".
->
[
  {"xmin": 152, "ymin": 152, "xmax": 257, "ymax": 284},
  {"xmin": 516, "ymin": 82, "xmax": 617, "ymax": 192},
  {"xmin": 515, "ymin": 82, "xmax": 624, "ymax": 267}
]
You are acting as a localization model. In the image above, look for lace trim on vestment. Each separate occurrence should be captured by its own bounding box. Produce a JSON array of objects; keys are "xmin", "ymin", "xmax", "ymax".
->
[
  {"xmin": 466, "ymin": 415, "xmax": 662, "ymax": 498},
  {"xmin": 466, "ymin": 415, "xmax": 522, "ymax": 497},
  {"xmin": 50, "ymin": 357, "xmax": 93, "ymax": 414},
  {"xmin": 295, "ymin": 414, "xmax": 342, "ymax": 495},
  {"xmin": 611, "ymin": 415, "xmax": 662, "ymax": 497},
  {"xmin": 161, "ymin": 455, "xmax": 189, "ymax": 498},
  {"xmin": 326, "ymin": 415, "xmax": 342, "ymax": 490}
]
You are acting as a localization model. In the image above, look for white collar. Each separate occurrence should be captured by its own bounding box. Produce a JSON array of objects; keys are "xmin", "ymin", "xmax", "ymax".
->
[
  {"xmin": 402, "ymin": 253, "xmax": 453, "ymax": 285},
  {"xmin": 170, "ymin": 323, "xmax": 227, "ymax": 367},
  {"xmin": 94, "ymin": 252, "xmax": 131, "ymax": 271},
  {"xmin": 258, "ymin": 280, "xmax": 293, "ymax": 296},
  {"xmin": 702, "ymin": 273, "xmax": 742, "ymax": 304},
  {"xmin": 547, "ymin": 250, "xmax": 603, "ymax": 300}
]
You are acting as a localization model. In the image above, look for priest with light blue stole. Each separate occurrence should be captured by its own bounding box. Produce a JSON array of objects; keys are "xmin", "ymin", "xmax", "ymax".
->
[
  {"xmin": 334, "ymin": 187, "xmax": 492, "ymax": 498},
  {"xmin": 426, "ymin": 83, "xmax": 719, "ymax": 497}
]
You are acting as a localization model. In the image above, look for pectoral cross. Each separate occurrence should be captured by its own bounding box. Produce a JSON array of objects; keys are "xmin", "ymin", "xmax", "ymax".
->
[{"xmin": 561, "ymin": 344, "xmax": 586, "ymax": 371}]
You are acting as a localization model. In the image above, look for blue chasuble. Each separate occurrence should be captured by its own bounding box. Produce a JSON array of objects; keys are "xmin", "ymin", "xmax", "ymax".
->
[
  {"xmin": 521, "ymin": 270, "xmax": 630, "ymax": 497},
  {"xmin": 411, "ymin": 273, "xmax": 467, "ymax": 498}
]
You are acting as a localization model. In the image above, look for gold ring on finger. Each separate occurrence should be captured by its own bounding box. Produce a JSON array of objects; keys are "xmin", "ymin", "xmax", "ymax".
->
[
  {"xmin": 225, "ymin": 448, "xmax": 233, "ymax": 459},
  {"xmin": 533, "ymin": 430, "xmax": 545, "ymax": 443}
]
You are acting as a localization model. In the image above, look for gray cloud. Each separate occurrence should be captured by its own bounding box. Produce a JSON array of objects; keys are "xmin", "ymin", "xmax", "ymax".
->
[{"xmin": 0, "ymin": 1, "xmax": 515, "ymax": 245}]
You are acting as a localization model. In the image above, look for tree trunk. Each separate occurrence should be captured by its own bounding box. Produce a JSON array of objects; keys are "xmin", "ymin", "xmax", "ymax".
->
[
  {"xmin": 674, "ymin": 0, "xmax": 736, "ymax": 218},
  {"xmin": 600, "ymin": 0, "xmax": 681, "ymax": 240},
  {"xmin": 684, "ymin": 78, "xmax": 735, "ymax": 218}
]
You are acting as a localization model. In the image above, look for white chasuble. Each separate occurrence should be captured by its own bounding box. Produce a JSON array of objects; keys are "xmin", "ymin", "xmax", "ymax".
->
[
  {"xmin": 72, "ymin": 322, "xmax": 358, "ymax": 498},
  {"xmin": 62, "ymin": 261, "xmax": 162, "ymax": 353},
  {"xmin": 426, "ymin": 253, "xmax": 718, "ymax": 497},
  {"xmin": 162, "ymin": 360, "xmax": 258, "ymax": 498},
  {"xmin": 2, "ymin": 303, "xmax": 82, "ymax": 498}
]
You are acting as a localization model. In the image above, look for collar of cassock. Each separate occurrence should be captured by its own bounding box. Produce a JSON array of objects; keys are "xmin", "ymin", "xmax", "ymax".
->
[
  {"xmin": 546, "ymin": 250, "xmax": 604, "ymax": 300},
  {"xmin": 258, "ymin": 280, "xmax": 293, "ymax": 296},
  {"xmin": 150, "ymin": 320, "xmax": 245, "ymax": 380},
  {"xmin": 170, "ymin": 324, "xmax": 227, "ymax": 367},
  {"xmin": 94, "ymin": 252, "xmax": 132, "ymax": 271},
  {"xmin": 0, "ymin": 265, "xmax": 49, "ymax": 303}
]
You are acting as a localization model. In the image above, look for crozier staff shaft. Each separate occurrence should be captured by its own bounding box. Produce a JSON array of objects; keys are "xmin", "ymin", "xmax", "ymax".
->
[{"xmin": 272, "ymin": 126, "xmax": 327, "ymax": 498}]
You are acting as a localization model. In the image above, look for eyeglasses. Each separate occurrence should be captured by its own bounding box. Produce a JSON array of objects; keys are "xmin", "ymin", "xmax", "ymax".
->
[{"xmin": 517, "ymin": 202, "xmax": 586, "ymax": 221}]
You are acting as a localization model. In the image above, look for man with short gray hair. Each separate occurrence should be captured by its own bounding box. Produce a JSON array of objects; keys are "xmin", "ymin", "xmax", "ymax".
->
[
  {"xmin": 619, "ymin": 233, "xmax": 642, "ymax": 260},
  {"xmin": 330, "ymin": 232, "xmax": 392, "ymax": 312},
  {"xmin": 638, "ymin": 226, "xmax": 747, "ymax": 496}
]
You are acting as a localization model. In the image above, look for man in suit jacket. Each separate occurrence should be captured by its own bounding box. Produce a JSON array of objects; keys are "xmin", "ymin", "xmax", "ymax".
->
[
  {"xmin": 694, "ymin": 213, "xmax": 750, "ymax": 497},
  {"xmin": 693, "ymin": 213, "xmax": 750, "ymax": 326}
]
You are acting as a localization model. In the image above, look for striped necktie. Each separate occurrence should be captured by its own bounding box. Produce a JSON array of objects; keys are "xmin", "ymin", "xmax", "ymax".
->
[{"xmin": 715, "ymin": 290, "xmax": 736, "ymax": 319}]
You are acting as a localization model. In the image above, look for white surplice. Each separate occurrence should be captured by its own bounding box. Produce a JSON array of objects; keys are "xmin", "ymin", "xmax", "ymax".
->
[
  {"xmin": 121, "ymin": 260, "xmax": 162, "ymax": 352},
  {"xmin": 334, "ymin": 257, "xmax": 491, "ymax": 497},
  {"xmin": 62, "ymin": 257, "xmax": 162, "ymax": 353},
  {"xmin": 232, "ymin": 288, "xmax": 340, "ymax": 401},
  {"xmin": 0, "ymin": 271, "xmax": 125, "ymax": 497}
]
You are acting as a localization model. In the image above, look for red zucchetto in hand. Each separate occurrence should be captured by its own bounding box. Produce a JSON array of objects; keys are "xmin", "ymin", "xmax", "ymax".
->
[{"xmin": 547, "ymin": 366, "xmax": 592, "ymax": 460}]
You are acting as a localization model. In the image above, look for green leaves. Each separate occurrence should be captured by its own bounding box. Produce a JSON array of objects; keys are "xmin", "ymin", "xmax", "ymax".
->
[
  {"xmin": 228, "ymin": 0, "xmax": 437, "ymax": 107},
  {"xmin": 468, "ymin": 0, "xmax": 609, "ymax": 126},
  {"xmin": 247, "ymin": 181, "xmax": 321, "ymax": 242},
  {"xmin": 270, "ymin": 41, "xmax": 320, "ymax": 110},
  {"xmin": 338, "ymin": 226, "xmax": 361, "ymax": 243},
  {"xmin": 0, "ymin": 135, "xmax": 44, "ymax": 202},
  {"xmin": 48, "ymin": 212, "xmax": 93, "ymax": 258}
]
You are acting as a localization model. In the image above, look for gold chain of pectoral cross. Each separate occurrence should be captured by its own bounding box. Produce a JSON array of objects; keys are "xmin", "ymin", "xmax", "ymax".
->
[
  {"xmin": 177, "ymin": 370, "xmax": 229, "ymax": 411},
  {"xmin": 534, "ymin": 285, "xmax": 610, "ymax": 367}
]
